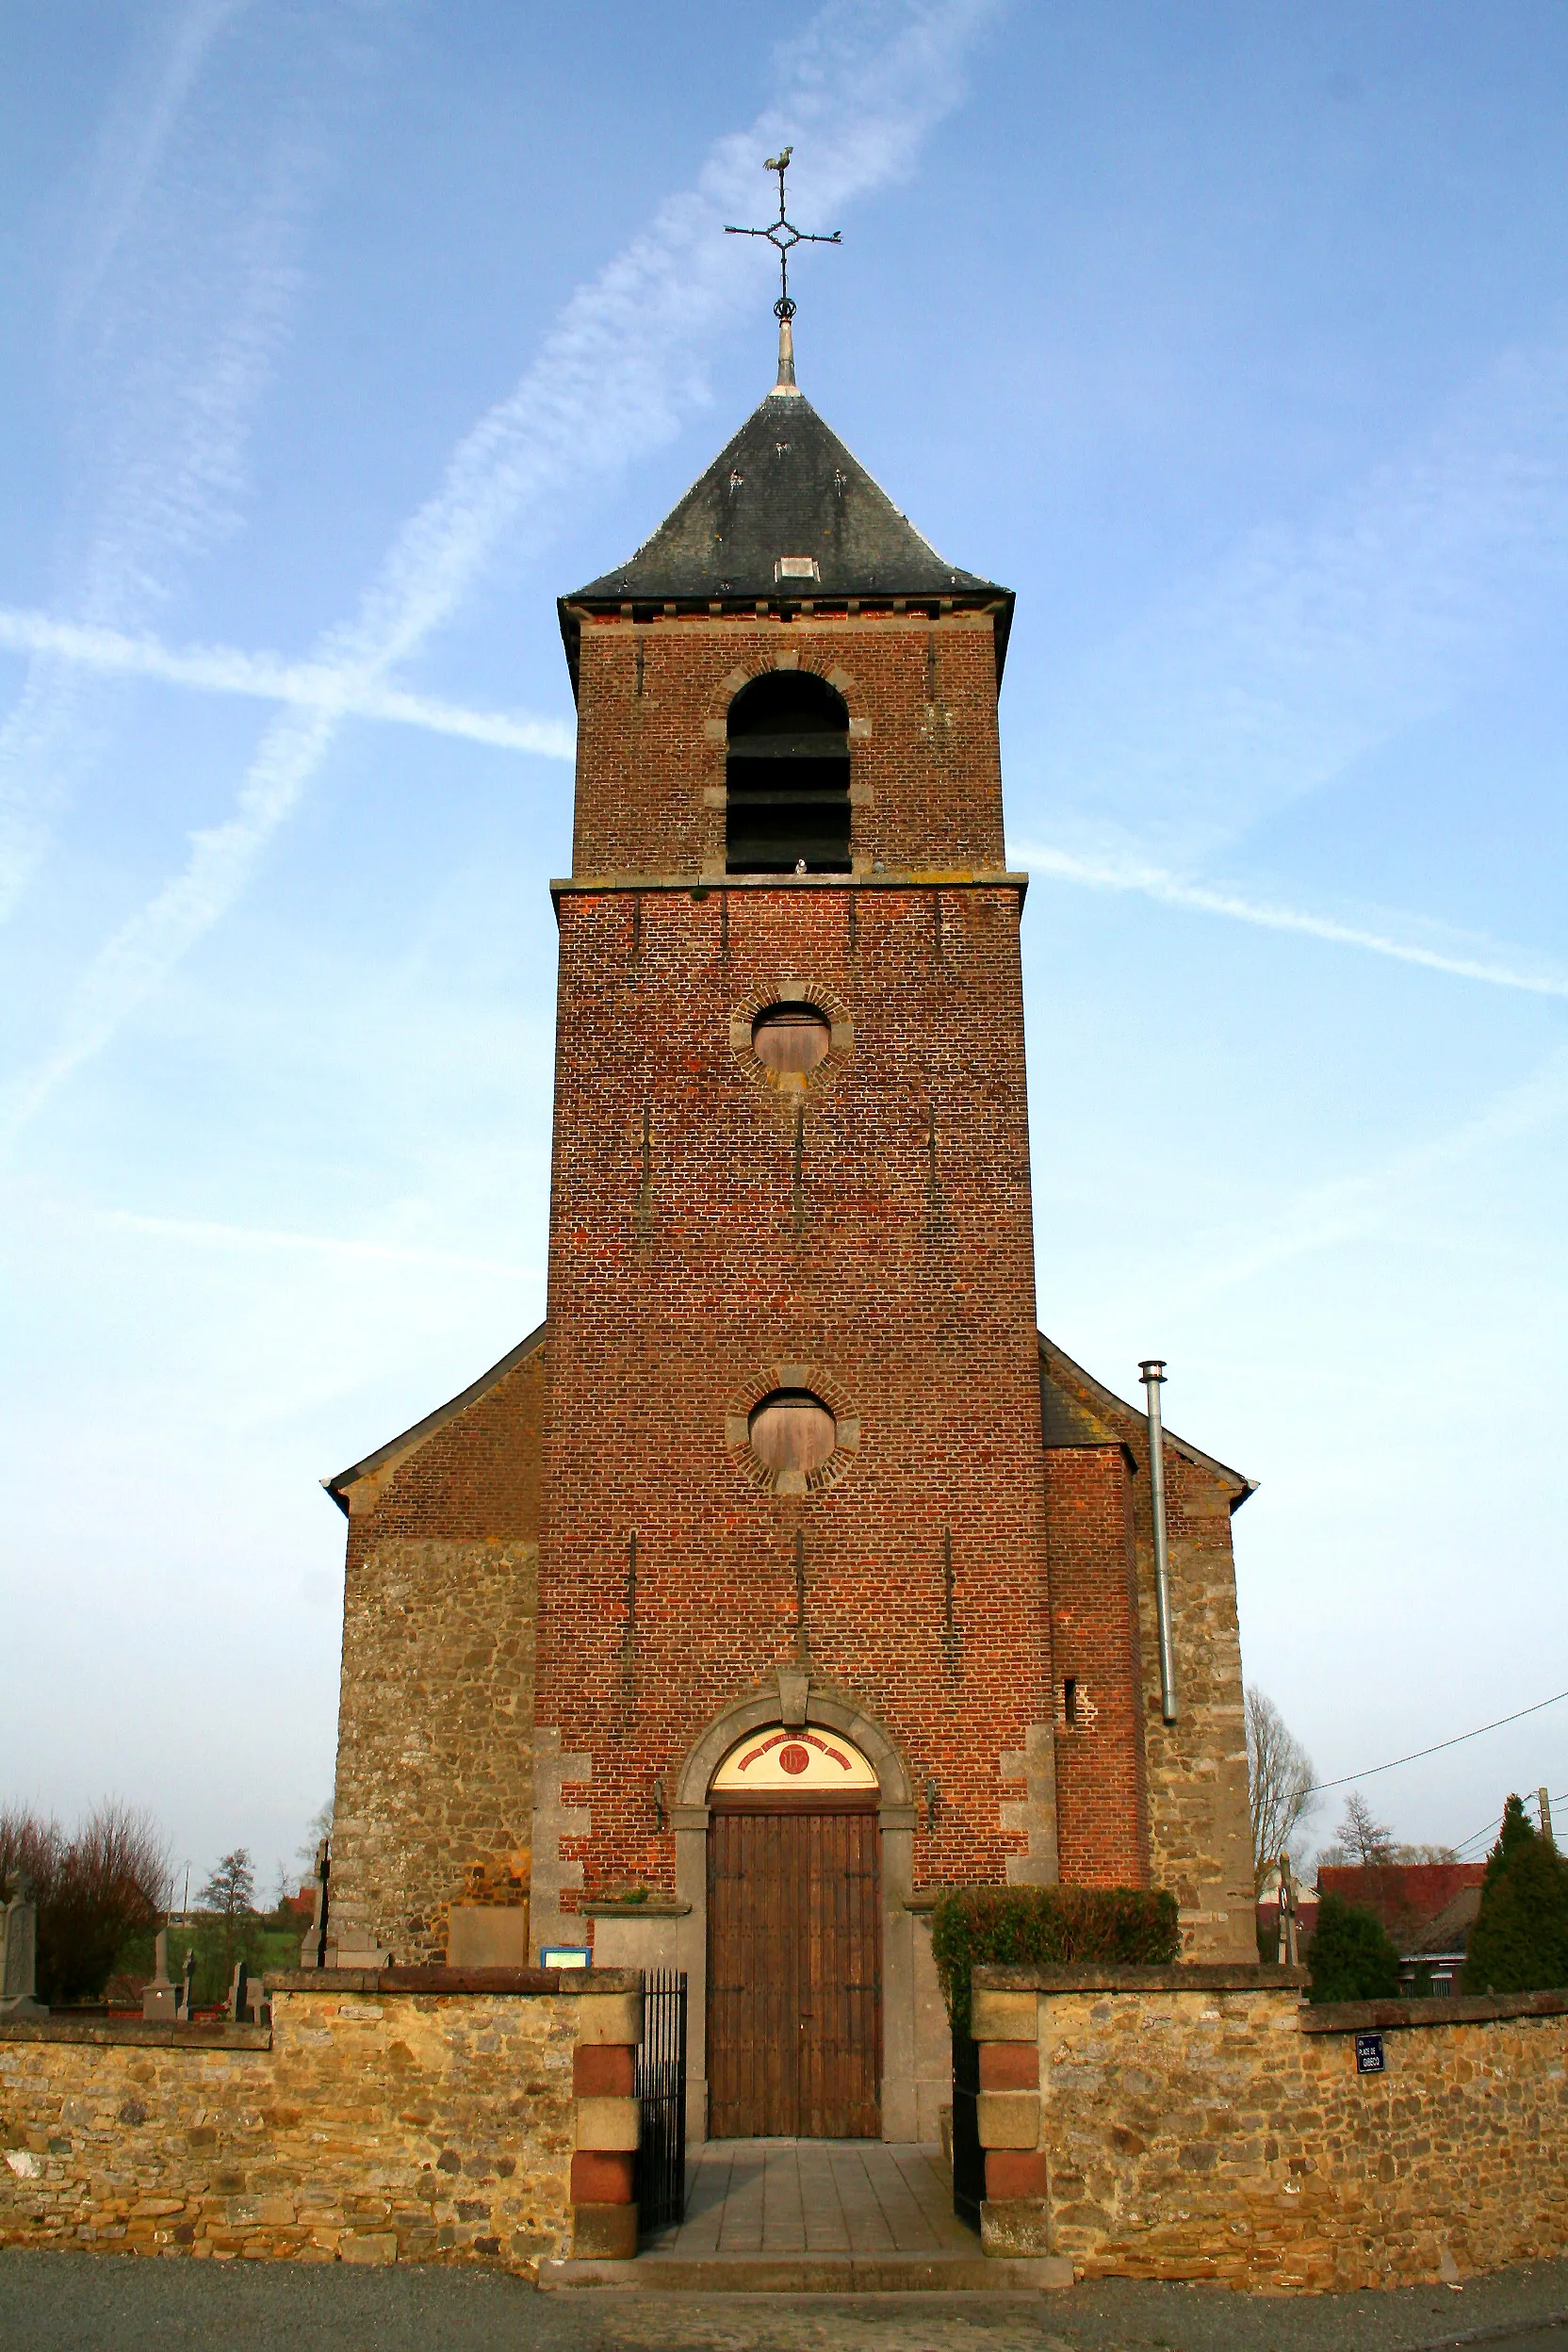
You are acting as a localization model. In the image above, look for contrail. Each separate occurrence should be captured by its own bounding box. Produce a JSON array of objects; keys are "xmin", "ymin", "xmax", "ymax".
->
[
  {"xmin": 0, "ymin": 0, "xmax": 325, "ymax": 923},
  {"xmin": 7, "ymin": 0, "xmax": 1002, "ymax": 1142},
  {"xmin": 1017, "ymin": 841, "xmax": 1568, "ymax": 1002},
  {"xmin": 0, "ymin": 608, "xmax": 574, "ymax": 759}
]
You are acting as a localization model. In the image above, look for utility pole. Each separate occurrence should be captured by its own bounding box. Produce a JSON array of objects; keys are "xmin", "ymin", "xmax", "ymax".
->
[{"xmin": 1540, "ymin": 1788, "xmax": 1556, "ymax": 1848}]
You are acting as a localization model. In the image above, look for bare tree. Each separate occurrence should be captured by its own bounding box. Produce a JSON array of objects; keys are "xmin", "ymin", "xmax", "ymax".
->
[
  {"xmin": 198, "ymin": 1847, "xmax": 256, "ymax": 1982},
  {"xmin": 1245, "ymin": 1688, "xmax": 1319, "ymax": 1896},
  {"xmin": 294, "ymin": 1798, "xmax": 333, "ymax": 1880},
  {"xmin": 1324, "ymin": 1789, "xmax": 1395, "ymax": 1868},
  {"xmin": 0, "ymin": 1799, "xmax": 170, "ymax": 2002},
  {"xmin": 198, "ymin": 1848, "xmax": 256, "ymax": 1918}
]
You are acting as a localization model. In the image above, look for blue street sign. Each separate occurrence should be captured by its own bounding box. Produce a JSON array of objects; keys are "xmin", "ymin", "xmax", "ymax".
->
[{"xmin": 1355, "ymin": 2031, "xmax": 1385, "ymax": 2073}]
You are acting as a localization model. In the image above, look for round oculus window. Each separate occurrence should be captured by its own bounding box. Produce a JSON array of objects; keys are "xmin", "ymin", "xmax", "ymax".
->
[
  {"xmin": 747, "ymin": 1389, "xmax": 837, "ymax": 1476},
  {"xmin": 751, "ymin": 1001, "xmax": 830, "ymax": 1075}
]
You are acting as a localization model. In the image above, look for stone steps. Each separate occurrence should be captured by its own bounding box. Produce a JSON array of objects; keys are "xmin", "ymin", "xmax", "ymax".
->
[{"xmin": 539, "ymin": 2249, "xmax": 1074, "ymax": 2294}]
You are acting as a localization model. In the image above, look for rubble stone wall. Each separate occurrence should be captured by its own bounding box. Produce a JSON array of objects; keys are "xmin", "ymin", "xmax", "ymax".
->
[
  {"xmin": 972, "ymin": 1965, "xmax": 1568, "ymax": 2290},
  {"xmin": 0, "ymin": 1979, "xmax": 602, "ymax": 2272}
]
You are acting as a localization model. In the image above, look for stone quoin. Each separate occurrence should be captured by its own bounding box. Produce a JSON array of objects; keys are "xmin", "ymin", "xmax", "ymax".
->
[{"xmin": 321, "ymin": 311, "xmax": 1258, "ymax": 2147}]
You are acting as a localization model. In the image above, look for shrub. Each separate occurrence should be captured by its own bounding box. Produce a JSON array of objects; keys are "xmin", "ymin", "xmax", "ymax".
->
[
  {"xmin": 931, "ymin": 1884, "xmax": 1180, "ymax": 2035},
  {"xmin": 1462, "ymin": 1794, "xmax": 1568, "ymax": 1995},
  {"xmin": 1306, "ymin": 1892, "xmax": 1401, "ymax": 2003},
  {"xmin": 0, "ymin": 1800, "xmax": 171, "ymax": 2004}
]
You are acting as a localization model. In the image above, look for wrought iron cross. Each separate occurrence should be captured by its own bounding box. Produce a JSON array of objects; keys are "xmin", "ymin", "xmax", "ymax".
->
[{"xmin": 726, "ymin": 147, "xmax": 841, "ymax": 320}]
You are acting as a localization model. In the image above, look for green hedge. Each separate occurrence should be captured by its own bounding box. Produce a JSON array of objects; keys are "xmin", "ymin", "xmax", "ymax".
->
[{"xmin": 931, "ymin": 1885, "xmax": 1181, "ymax": 2035}]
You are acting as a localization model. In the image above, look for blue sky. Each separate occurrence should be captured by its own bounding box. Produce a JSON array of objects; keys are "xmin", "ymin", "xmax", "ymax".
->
[{"xmin": 3, "ymin": 0, "xmax": 1566, "ymax": 1894}]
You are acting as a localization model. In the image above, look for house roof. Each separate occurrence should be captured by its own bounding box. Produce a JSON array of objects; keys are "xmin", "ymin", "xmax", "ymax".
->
[
  {"xmin": 558, "ymin": 384, "xmax": 1014, "ymax": 693},
  {"xmin": 1316, "ymin": 1863, "xmax": 1487, "ymax": 1957}
]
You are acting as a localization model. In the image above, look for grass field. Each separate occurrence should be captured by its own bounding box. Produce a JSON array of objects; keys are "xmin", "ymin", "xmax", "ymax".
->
[{"xmin": 111, "ymin": 1913, "xmax": 308, "ymax": 2006}]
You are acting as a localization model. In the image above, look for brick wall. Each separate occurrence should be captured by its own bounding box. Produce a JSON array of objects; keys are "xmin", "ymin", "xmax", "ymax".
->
[
  {"xmin": 972, "ymin": 1967, "xmax": 1568, "ymax": 2288},
  {"xmin": 1043, "ymin": 1446, "xmax": 1149, "ymax": 1886},
  {"xmin": 1041, "ymin": 1346, "xmax": 1254, "ymax": 1955},
  {"xmin": 568, "ymin": 614, "xmax": 1006, "ymax": 878},
  {"xmin": 536, "ymin": 873, "xmax": 1055, "ymax": 1903}
]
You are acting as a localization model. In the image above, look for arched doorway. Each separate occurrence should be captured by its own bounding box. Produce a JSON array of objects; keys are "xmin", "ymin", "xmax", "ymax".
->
[{"xmin": 706, "ymin": 1723, "xmax": 882, "ymax": 2138}]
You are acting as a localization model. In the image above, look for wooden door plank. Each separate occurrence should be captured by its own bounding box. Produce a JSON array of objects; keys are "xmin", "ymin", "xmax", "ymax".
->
[{"xmin": 707, "ymin": 1799, "xmax": 881, "ymax": 2140}]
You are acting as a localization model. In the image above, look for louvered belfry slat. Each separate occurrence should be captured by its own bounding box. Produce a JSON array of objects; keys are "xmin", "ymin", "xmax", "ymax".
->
[{"xmin": 708, "ymin": 1803, "xmax": 880, "ymax": 2139}]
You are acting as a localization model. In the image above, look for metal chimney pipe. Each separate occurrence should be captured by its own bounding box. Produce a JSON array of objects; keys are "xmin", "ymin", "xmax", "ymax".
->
[{"xmin": 1140, "ymin": 1359, "xmax": 1178, "ymax": 1723}]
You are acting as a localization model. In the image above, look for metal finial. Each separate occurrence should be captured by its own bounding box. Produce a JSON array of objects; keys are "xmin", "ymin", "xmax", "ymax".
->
[{"xmin": 726, "ymin": 147, "xmax": 841, "ymax": 392}]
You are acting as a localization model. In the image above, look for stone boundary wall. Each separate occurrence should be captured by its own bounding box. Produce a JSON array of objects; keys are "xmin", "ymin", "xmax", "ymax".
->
[
  {"xmin": 971, "ymin": 1964, "xmax": 1568, "ymax": 2291},
  {"xmin": 0, "ymin": 1969, "xmax": 640, "ymax": 2273}
]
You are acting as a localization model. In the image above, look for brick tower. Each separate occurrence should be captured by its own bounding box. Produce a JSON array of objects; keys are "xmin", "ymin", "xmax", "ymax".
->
[{"xmin": 322, "ymin": 319, "xmax": 1258, "ymax": 2148}]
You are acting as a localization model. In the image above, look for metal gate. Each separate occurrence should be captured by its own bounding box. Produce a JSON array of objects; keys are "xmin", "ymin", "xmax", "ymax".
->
[
  {"xmin": 950, "ymin": 2027, "xmax": 983, "ymax": 2230},
  {"xmin": 635, "ymin": 1968, "xmax": 687, "ymax": 2233}
]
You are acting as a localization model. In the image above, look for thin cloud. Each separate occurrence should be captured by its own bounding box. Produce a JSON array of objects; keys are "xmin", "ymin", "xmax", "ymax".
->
[
  {"xmin": 8, "ymin": 0, "xmax": 1002, "ymax": 1142},
  {"xmin": 58, "ymin": 0, "xmax": 252, "ymax": 338},
  {"xmin": 1102, "ymin": 1047, "xmax": 1568, "ymax": 1317},
  {"xmin": 1209, "ymin": 1050, "xmax": 1568, "ymax": 1293},
  {"xmin": 1027, "ymin": 345, "xmax": 1568, "ymax": 868},
  {"xmin": 88, "ymin": 1205, "xmax": 534, "ymax": 1282},
  {"xmin": 1018, "ymin": 840, "xmax": 1568, "ymax": 1002},
  {"xmin": 0, "ymin": 608, "xmax": 574, "ymax": 759}
]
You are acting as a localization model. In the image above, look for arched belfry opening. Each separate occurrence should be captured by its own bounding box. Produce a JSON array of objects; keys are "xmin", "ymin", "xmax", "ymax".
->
[{"xmin": 725, "ymin": 669, "xmax": 851, "ymax": 874}]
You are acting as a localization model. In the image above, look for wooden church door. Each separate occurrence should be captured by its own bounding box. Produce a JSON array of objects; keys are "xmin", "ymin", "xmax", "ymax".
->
[{"xmin": 707, "ymin": 1799, "xmax": 881, "ymax": 2138}]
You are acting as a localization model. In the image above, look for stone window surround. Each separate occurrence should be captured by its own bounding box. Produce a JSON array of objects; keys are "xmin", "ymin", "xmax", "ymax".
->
[
  {"xmin": 727, "ymin": 974, "xmax": 854, "ymax": 1100},
  {"xmin": 699, "ymin": 653, "xmax": 874, "ymax": 880},
  {"xmin": 723, "ymin": 1360, "xmax": 859, "ymax": 1497}
]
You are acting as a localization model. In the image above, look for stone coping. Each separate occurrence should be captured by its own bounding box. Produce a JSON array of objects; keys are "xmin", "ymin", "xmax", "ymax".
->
[
  {"xmin": 0, "ymin": 2017, "xmax": 270, "ymax": 2049},
  {"xmin": 552, "ymin": 869, "xmax": 1030, "ymax": 901},
  {"xmin": 1300, "ymin": 1987, "xmax": 1568, "ymax": 2034},
  {"xmin": 972, "ymin": 1963, "xmax": 1310, "ymax": 1994},
  {"xmin": 580, "ymin": 1899, "xmax": 692, "ymax": 1919},
  {"xmin": 264, "ymin": 1966, "xmax": 641, "ymax": 1996}
]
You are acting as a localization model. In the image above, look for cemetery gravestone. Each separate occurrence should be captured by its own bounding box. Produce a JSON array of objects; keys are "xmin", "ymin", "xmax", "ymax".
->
[
  {"xmin": 0, "ymin": 1879, "xmax": 44, "ymax": 2018},
  {"xmin": 141, "ymin": 1927, "xmax": 178, "ymax": 2022}
]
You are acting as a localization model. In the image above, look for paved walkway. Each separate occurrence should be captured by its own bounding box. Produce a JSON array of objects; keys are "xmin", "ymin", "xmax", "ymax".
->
[{"xmin": 648, "ymin": 2139, "xmax": 975, "ymax": 2257}]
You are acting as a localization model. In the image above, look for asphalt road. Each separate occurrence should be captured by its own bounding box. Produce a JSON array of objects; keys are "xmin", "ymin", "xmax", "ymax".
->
[{"xmin": 1, "ymin": 2251, "xmax": 1565, "ymax": 2352}]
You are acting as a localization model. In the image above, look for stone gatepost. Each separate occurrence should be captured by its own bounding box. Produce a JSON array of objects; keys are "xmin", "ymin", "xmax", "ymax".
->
[
  {"xmin": 569, "ymin": 1978, "xmax": 643, "ymax": 2261},
  {"xmin": 970, "ymin": 1981, "xmax": 1051, "ymax": 2257}
]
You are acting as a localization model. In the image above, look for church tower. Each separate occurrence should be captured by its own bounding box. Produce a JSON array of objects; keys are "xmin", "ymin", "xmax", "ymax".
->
[{"xmin": 323, "ymin": 299, "xmax": 1257, "ymax": 2150}]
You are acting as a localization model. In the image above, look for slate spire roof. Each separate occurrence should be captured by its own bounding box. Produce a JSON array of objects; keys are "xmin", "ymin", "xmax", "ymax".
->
[{"xmin": 559, "ymin": 358, "xmax": 1013, "ymax": 687}]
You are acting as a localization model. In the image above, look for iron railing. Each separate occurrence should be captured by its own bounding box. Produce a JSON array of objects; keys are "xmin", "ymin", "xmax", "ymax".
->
[{"xmin": 636, "ymin": 1968, "xmax": 687, "ymax": 2234}]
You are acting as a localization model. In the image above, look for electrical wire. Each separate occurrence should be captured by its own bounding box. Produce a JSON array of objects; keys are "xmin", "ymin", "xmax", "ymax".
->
[
  {"xmin": 1453, "ymin": 1788, "xmax": 1568, "ymax": 1858},
  {"xmin": 1304, "ymin": 1688, "xmax": 1568, "ymax": 1796}
]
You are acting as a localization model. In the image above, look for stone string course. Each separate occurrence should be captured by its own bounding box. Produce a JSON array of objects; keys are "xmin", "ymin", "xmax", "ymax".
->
[
  {"xmin": 971, "ymin": 1966, "xmax": 1568, "ymax": 2291},
  {"xmin": 0, "ymin": 1977, "xmax": 638, "ymax": 2273}
]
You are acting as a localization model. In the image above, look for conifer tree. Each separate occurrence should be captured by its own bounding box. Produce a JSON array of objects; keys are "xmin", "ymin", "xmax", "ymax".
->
[
  {"xmin": 1462, "ymin": 1795, "xmax": 1568, "ymax": 1995},
  {"xmin": 1307, "ymin": 1891, "xmax": 1402, "ymax": 2003}
]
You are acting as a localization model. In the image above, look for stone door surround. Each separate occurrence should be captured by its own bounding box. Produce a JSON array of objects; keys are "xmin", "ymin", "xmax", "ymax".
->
[{"xmin": 671, "ymin": 1669, "xmax": 920, "ymax": 2145}]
